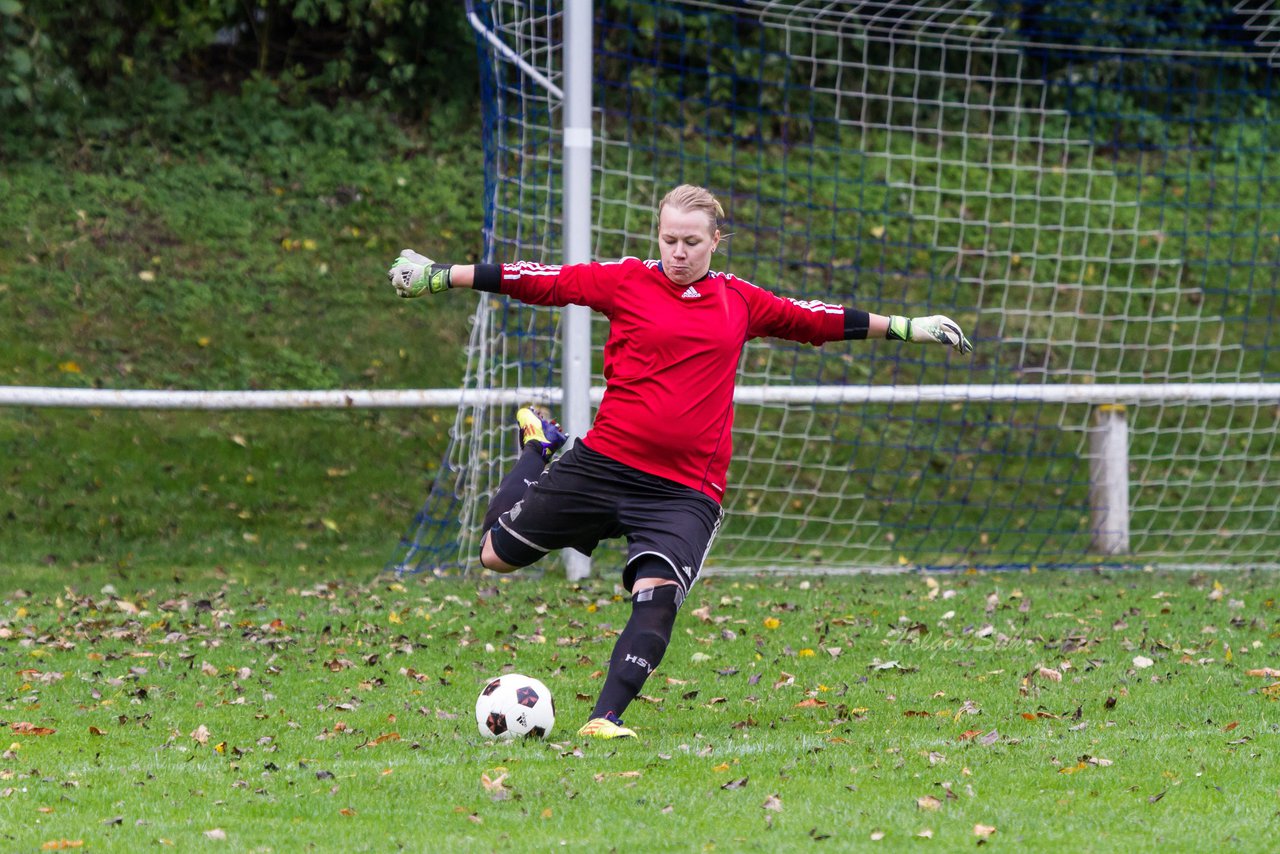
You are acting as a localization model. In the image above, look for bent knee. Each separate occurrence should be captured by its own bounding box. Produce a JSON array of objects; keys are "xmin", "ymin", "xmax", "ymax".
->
[{"xmin": 479, "ymin": 532, "xmax": 522, "ymax": 574}]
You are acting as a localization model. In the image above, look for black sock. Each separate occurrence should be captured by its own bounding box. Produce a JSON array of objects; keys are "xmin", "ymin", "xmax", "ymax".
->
[
  {"xmin": 592, "ymin": 584, "xmax": 680, "ymax": 721},
  {"xmin": 481, "ymin": 444, "xmax": 547, "ymax": 532}
]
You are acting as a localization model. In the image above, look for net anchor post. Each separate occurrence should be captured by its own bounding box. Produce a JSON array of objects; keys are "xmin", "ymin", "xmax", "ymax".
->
[{"xmin": 1089, "ymin": 404, "xmax": 1130, "ymax": 555}]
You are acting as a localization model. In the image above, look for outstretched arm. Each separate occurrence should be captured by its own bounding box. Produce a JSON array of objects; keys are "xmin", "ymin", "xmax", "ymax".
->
[
  {"xmin": 743, "ymin": 282, "xmax": 974, "ymax": 355},
  {"xmin": 390, "ymin": 250, "xmax": 622, "ymax": 314},
  {"xmin": 388, "ymin": 250, "xmax": 485, "ymax": 296},
  {"xmin": 847, "ymin": 308, "xmax": 973, "ymax": 354}
]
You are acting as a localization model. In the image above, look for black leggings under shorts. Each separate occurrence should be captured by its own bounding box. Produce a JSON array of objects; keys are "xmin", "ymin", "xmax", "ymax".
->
[{"xmin": 486, "ymin": 441, "xmax": 723, "ymax": 599}]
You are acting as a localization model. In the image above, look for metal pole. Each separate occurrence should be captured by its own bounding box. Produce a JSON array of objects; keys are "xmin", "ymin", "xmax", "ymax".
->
[{"xmin": 561, "ymin": 0, "xmax": 594, "ymax": 581}]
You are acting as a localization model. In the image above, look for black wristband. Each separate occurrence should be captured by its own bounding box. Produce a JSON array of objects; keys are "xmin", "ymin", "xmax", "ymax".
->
[
  {"xmin": 473, "ymin": 263, "xmax": 502, "ymax": 293},
  {"xmin": 843, "ymin": 308, "xmax": 871, "ymax": 340}
]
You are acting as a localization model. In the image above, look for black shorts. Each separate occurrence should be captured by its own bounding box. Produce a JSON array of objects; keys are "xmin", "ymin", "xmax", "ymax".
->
[{"xmin": 487, "ymin": 441, "xmax": 723, "ymax": 600}]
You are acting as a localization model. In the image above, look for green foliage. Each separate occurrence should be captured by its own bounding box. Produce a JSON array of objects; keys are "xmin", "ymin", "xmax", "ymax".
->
[{"xmin": 0, "ymin": 0, "xmax": 476, "ymax": 148}]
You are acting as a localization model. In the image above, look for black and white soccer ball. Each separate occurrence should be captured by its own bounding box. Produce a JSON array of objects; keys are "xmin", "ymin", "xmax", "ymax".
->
[{"xmin": 475, "ymin": 673, "xmax": 556, "ymax": 740}]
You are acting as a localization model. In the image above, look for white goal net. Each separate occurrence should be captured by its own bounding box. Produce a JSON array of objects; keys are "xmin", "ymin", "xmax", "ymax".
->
[{"xmin": 392, "ymin": 0, "xmax": 1280, "ymax": 574}]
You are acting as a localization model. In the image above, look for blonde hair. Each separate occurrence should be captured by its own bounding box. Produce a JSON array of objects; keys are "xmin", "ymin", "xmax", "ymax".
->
[{"xmin": 657, "ymin": 184, "xmax": 724, "ymax": 234}]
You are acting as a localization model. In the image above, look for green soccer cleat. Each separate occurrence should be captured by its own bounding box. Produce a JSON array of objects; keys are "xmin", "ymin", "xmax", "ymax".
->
[
  {"xmin": 577, "ymin": 712, "xmax": 637, "ymax": 740},
  {"xmin": 515, "ymin": 406, "xmax": 568, "ymax": 460}
]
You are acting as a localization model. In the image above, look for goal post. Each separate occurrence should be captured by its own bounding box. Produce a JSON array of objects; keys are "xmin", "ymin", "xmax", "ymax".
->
[{"xmin": 390, "ymin": 0, "xmax": 1280, "ymax": 575}]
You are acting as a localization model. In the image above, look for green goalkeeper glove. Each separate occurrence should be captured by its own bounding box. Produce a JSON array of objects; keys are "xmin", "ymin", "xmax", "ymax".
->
[
  {"xmin": 388, "ymin": 249, "xmax": 452, "ymax": 298},
  {"xmin": 887, "ymin": 314, "xmax": 974, "ymax": 354}
]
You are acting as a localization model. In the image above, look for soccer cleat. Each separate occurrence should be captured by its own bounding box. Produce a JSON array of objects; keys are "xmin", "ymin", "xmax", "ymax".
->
[
  {"xmin": 577, "ymin": 712, "xmax": 637, "ymax": 740},
  {"xmin": 515, "ymin": 406, "xmax": 568, "ymax": 460}
]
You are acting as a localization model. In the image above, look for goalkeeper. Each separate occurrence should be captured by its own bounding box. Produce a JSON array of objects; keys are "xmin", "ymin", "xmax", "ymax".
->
[{"xmin": 389, "ymin": 184, "xmax": 972, "ymax": 740}]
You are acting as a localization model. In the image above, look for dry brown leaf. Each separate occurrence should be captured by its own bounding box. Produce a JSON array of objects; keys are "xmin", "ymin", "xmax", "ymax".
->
[
  {"xmin": 917, "ymin": 795, "xmax": 942, "ymax": 811},
  {"xmin": 762, "ymin": 794, "xmax": 783, "ymax": 812},
  {"xmin": 974, "ymin": 823, "xmax": 997, "ymax": 838},
  {"xmin": 12, "ymin": 722, "xmax": 56, "ymax": 736},
  {"xmin": 1245, "ymin": 667, "xmax": 1280, "ymax": 678},
  {"xmin": 481, "ymin": 771, "xmax": 510, "ymax": 801},
  {"xmin": 190, "ymin": 725, "xmax": 210, "ymax": 745}
]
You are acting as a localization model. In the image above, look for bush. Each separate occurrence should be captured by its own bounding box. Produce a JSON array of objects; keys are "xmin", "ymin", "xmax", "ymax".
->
[{"xmin": 1, "ymin": 0, "xmax": 477, "ymax": 150}]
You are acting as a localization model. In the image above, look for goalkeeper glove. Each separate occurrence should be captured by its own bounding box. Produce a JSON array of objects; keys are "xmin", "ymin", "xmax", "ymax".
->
[
  {"xmin": 389, "ymin": 249, "xmax": 452, "ymax": 298},
  {"xmin": 886, "ymin": 315, "xmax": 974, "ymax": 354}
]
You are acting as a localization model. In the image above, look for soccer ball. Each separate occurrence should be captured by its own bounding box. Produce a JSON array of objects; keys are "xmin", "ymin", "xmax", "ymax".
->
[{"xmin": 475, "ymin": 673, "xmax": 555, "ymax": 740}]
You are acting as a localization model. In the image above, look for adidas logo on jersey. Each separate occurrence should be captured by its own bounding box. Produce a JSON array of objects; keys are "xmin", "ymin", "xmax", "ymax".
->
[{"xmin": 680, "ymin": 285, "xmax": 702, "ymax": 299}]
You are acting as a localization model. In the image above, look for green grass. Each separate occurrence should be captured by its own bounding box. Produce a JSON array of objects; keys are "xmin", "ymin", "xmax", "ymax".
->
[
  {"xmin": 2, "ymin": 564, "xmax": 1277, "ymax": 851},
  {"xmin": 0, "ymin": 98, "xmax": 484, "ymax": 571}
]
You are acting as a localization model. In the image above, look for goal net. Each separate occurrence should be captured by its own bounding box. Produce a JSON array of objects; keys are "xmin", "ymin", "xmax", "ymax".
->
[{"xmin": 391, "ymin": 0, "xmax": 1280, "ymax": 574}]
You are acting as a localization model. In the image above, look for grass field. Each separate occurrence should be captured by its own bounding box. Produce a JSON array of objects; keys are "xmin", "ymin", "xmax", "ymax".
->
[{"xmin": 2, "ymin": 563, "xmax": 1277, "ymax": 852}]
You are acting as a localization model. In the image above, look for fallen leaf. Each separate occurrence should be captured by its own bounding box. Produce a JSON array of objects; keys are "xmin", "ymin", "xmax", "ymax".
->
[
  {"xmin": 721, "ymin": 776, "xmax": 749, "ymax": 790},
  {"xmin": 1245, "ymin": 667, "xmax": 1280, "ymax": 678},
  {"xmin": 190, "ymin": 725, "xmax": 210, "ymax": 745},
  {"xmin": 1133, "ymin": 656, "xmax": 1154, "ymax": 669},
  {"xmin": 481, "ymin": 771, "xmax": 510, "ymax": 801},
  {"xmin": 11, "ymin": 723, "xmax": 56, "ymax": 736},
  {"xmin": 974, "ymin": 824, "xmax": 997, "ymax": 839},
  {"xmin": 978, "ymin": 729, "xmax": 999, "ymax": 746},
  {"xmin": 870, "ymin": 830, "xmax": 885, "ymax": 841},
  {"xmin": 1038, "ymin": 666, "xmax": 1063, "ymax": 682},
  {"xmin": 958, "ymin": 729, "xmax": 983, "ymax": 741},
  {"xmin": 40, "ymin": 841, "xmax": 84, "ymax": 850},
  {"xmin": 762, "ymin": 794, "xmax": 783, "ymax": 812},
  {"xmin": 794, "ymin": 698, "xmax": 827, "ymax": 708},
  {"xmin": 916, "ymin": 828, "xmax": 934, "ymax": 839},
  {"xmin": 203, "ymin": 829, "xmax": 227, "ymax": 840},
  {"xmin": 1222, "ymin": 721, "xmax": 1238, "ymax": 732},
  {"xmin": 917, "ymin": 795, "xmax": 942, "ymax": 811}
]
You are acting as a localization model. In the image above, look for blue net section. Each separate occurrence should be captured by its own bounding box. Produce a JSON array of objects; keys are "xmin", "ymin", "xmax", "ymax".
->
[{"xmin": 392, "ymin": 0, "xmax": 1280, "ymax": 575}]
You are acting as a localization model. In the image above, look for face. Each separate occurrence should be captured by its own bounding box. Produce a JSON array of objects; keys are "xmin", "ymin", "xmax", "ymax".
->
[{"xmin": 658, "ymin": 205, "xmax": 720, "ymax": 286}]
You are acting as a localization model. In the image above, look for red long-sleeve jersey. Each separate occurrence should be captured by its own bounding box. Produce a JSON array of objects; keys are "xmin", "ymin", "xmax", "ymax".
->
[{"xmin": 499, "ymin": 257, "xmax": 847, "ymax": 503}]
